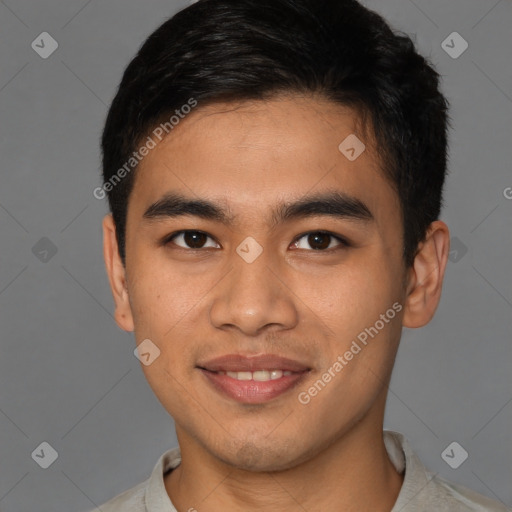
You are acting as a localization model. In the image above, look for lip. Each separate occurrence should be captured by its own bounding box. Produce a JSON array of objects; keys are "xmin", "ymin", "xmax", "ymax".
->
[
  {"xmin": 199, "ymin": 368, "xmax": 309, "ymax": 404},
  {"xmin": 197, "ymin": 353, "xmax": 311, "ymax": 373},
  {"xmin": 197, "ymin": 354, "xmax": 311, "ymax": 404}
]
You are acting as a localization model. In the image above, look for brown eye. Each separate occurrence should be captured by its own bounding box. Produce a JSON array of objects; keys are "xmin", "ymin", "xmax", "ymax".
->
[
  {"xmin": 292, "ymin": 231, "xmax": 348, "ymax": 251},
  {"xmin": 183, "ymin": 231, "xmax": 207, "ymax": 248},
  {"xmin": 307, "ymin": 232, "xmax": 331, "ymax": 250},
  {"xmin": 166, "ymin": 231, "xmax": 220, "ymax": 249}
]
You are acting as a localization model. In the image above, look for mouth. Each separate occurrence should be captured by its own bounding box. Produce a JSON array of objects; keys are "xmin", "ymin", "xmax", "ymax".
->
[
  {"xmin": 208, "ymin": 369, "xmax": 295, "ymax": 381},
  {"xmin": 197, "ymin": 354, "xmax": 311, "ymax": 403},
  {"xmin": 197, "ymin": 353, "xmax": 311, "ymax": 373}
]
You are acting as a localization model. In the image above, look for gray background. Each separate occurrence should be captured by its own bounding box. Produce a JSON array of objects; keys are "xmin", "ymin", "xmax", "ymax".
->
[{"xmin": 0, "ymin": 0, "xmax": 511, "ymax": 510}]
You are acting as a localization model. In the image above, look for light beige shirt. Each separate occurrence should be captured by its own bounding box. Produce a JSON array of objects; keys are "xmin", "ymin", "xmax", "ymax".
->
[{"xmin": 91, "ymin": 431, "xmax": 511, "ymax": 511}]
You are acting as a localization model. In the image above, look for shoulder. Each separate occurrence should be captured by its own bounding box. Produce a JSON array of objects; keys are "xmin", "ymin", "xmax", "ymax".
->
[
  {"xmin": 384, "ymin": 431, "xmax": 511, "ymax": 512},
  {"xmin": 86, "ymin": 447, "xmax": 181, "ymax": 512},
  {"xmin": 423, "ymin": 473, "xmax": 511, "ymax": 512},
  {"xmin": 93, "ymin": 479, "xmax": 147, "ymax": 511}
]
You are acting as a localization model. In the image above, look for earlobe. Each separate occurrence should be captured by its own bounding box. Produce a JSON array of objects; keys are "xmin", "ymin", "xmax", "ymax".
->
[
  {"xmin": 102, "ymin": 213, "xmax": 135, "ymax": 332},
  {"xmin": 402, "ymin": 221, "xmax": 450, "ymax": 328}
]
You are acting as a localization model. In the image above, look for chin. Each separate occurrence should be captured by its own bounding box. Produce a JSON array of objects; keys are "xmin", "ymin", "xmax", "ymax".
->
[{"xmin": 209, "ymin": 437, "xmax": 309, "ymax": 472}]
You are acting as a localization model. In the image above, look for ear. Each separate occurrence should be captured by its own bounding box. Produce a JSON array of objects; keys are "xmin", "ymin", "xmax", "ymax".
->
[
  {"xmin": 402, "ymin": 220, "xmax": 450, "ymax": 328},
  {"xmin": 102, "ymin": 213, "xmax": 134, "ymax": 332}
]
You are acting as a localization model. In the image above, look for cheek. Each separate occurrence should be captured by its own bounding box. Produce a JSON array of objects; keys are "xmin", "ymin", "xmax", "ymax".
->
[
  {"xmin": 128, "ymin": 258, "xmax": 199, "ymax": 333},
  {"xmin": 128, "ymin": 264, "xmax": 217, "ymax": 374},
  {"xmin": 310, "ymin": 258, "xmax": 402, "ymax": 387},
  {"xmin": 309, "ymin": 261, "xmax": 395, "ymax": 332}
]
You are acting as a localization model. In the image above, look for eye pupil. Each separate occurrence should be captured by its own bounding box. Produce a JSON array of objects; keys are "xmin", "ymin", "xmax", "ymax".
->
[
  {"xmin": 308, "ymin": 232, "xmax": 330, "ymax": 250},
  {"xmin": 184, "ymin": 231, "xmax": 207, "ymax": 248}
]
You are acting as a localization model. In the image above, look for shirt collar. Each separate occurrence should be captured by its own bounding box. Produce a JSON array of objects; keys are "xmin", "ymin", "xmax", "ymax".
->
[
  {"xmin": 144, "ymin": 430, "xmax": 432, "ymax": 512},
  {"xmin": 145, "ymin": 446, "xmax": 181, "ymax": 511},
  {"xmin": 384, "ymin": 430, "xmax": 438, "ymax": 511}
]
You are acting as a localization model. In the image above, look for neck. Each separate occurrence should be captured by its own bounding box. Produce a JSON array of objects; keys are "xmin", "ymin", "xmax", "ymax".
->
[{"xmin": 165, "ymin": 402, "xmax": 403, "ymax": 512}]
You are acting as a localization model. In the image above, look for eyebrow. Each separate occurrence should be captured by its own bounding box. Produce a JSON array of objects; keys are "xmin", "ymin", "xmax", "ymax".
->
[{"xmin": 142, "ymin": 190, "xmax": 374, "ymax": 227}]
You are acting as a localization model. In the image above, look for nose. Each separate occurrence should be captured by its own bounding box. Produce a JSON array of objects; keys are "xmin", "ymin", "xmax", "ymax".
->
[{"xmin": 209, "ymin": 245, "xmax": 299, "ymax": 336}]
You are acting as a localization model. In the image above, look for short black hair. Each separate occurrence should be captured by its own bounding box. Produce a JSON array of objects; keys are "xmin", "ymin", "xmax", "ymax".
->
[{"xmin": 100, "ymin": 0, "xmax": 450, "ymax": 268}]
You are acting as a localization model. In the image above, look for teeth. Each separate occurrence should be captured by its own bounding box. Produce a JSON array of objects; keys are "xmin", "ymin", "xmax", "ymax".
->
[
  {"xmin": 227, "ymin": 371, "xmax": 252, "ymax": 380},
  {"xmin": 254, "ymin": 370, "xmax": 272, "ymax": 381},
  {"xmin": 220, "ymin": 370, "xmax": 293, "ymax": 381}
]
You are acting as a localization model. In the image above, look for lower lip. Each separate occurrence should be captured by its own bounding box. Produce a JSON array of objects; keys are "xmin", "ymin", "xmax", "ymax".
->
[{"xmin": 199, "ymin": 369, "xmax": 309, "ymax": 404}]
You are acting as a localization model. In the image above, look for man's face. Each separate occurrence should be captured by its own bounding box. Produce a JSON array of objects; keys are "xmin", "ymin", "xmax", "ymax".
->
[{"xmin": 120, "ymin": 95, "xmax": 407, "ymax": 471}]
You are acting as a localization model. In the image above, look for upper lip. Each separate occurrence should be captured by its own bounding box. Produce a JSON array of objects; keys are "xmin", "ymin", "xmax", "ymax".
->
[{"xmin": 198, "ymin": 354, "xmax": 311, "ymax": 373}]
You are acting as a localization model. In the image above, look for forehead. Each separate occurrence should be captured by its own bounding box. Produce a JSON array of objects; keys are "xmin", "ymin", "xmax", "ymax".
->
[{"xmin": 130, "ymin": 95, "xmax": 398, "ymax": 226}]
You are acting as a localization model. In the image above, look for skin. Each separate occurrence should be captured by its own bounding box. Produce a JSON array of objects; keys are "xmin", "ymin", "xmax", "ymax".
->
[{"xmin": 103, "ymin": 94, "xmax": 450, "ymax": 512}]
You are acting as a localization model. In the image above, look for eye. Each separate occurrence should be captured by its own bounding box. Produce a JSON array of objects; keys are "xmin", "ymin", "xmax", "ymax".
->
[
  {"xmin": 165, "ymin": 230, "xmax": 220, "ymax": 249},
  {"xmin": 291, "ymin": 231, "xmax": 348, "ymax": 251},
  {"xmin": 163, "ymin": 230, "xmax": 348, "ymax": 252}
]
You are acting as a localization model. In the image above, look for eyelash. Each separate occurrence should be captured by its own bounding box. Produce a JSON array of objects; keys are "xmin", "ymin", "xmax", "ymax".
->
[{"xmin": 162, "ymin": 230, "xmax": 350, "ymax": 252}]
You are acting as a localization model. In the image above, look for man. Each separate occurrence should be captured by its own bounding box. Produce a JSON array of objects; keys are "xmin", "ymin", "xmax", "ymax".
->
[{"xmin": 94, "ymin": 0, "xmax": 510, "ymax": 510}]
